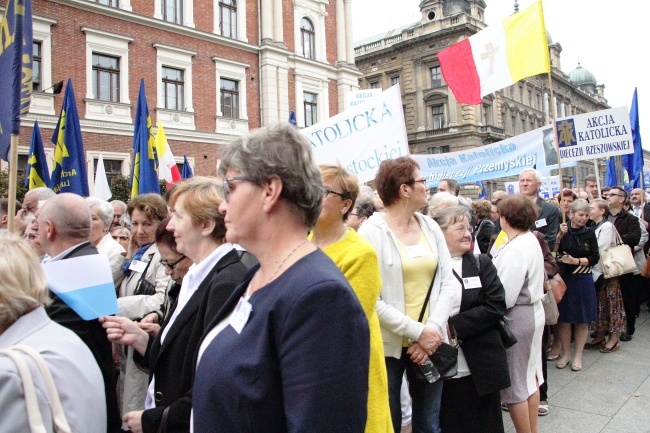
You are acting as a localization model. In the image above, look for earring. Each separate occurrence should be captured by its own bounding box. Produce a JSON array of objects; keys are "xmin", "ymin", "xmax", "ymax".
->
[{"xmin": 340, "ymin": 209, "xmax": 346, "ymax": 214}]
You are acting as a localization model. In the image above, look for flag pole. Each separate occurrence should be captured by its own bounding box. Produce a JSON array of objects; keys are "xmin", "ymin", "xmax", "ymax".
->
[
  {"xmin": 547, "ymin": 70, "xmax": 565, "ymax": 224},
  {"xmin": 593, "ymin": 159, "xmax": 602, "ymax": 197},
  {"xmin": 7, "ymin": 134, "xmax": 19, "ymax": 232}
]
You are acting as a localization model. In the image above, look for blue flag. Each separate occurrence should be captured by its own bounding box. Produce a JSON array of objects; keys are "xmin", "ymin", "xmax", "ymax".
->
[
  {"xmin": 50, "ymin": 78, "xmax": 89, "ymax": 196},
  {"xmin": 25, "ymin": 120, "xmax": 50, "ymax": 189},
  {"xmin": 288, "ymin": 110, "xmax": 297, "ymax": 126},
  {"xmin": 182, "ymin": 155, "xmax": 193, "ymax": 179},
  {"xmin": 476, "ymin": 181, "xmax": 487, "ymax": 199},
  {"xmin": 622, "ymin": 88, "xmax": 644, "ymax": 188},
  {"xmin": 605, "ymin": 157, "xmax": 618, "ymax": 188},
  {"xmin": 131, "ymin": 79, "xmax": 159, "ymax": 197},
  {"xmin": 0, "ymin": 0, "xmax": 33, "ymax": 161}
]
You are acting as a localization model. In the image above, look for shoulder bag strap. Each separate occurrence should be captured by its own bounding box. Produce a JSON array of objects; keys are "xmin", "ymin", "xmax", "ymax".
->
[{"xmin": 417, "ymin": 264, "xmax": 439, "ymax": 324}]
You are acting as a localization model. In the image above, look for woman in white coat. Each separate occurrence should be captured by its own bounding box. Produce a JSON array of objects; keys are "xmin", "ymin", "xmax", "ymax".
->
[{"xmin": 359, "ymin": 157, "xmax": 454, "ymax": 433}]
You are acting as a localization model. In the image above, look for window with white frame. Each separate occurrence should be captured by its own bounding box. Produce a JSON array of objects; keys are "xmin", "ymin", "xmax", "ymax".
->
[
  {"xmin": 90, "ymin": 0, "xmax": 118, "ymax": 6},
  {"xmin": 29, "ymin": 15, "xmax": 56, "ymax": 116},
  {"xmin": 155, "ymin": 44, "xmax": 195, "ymax": 129},
  {"xmin": 82, "ymin": 27, "xmax": 133, "ymax": 123},
  {"xmin": 154, "ymin": 0, "xmax": 194, "ymax": 27},
  {"xmin": 213, "ymin": 56, "xmax": 249, "ymax": 134},
  {"xmin": 219, "ymin": 0, "xmax": 237, "ymax": 38},
  {"xmin": 162, "ymin": 67, "xmax": 184, "ymax": 111},
  {"xmin": 220, "ymin": 78, "xmax": 239, "ymax": 118},
  {"xmin": 301, "ymin": 18, "xmax": 315, "ymax": 59},
  {"xmin": 304, "ymin": 92, "xmax": 318, "ymax": 127},
  {"xmin": 430, "ymin": 66, "xmax": 441, "ymax": 87},
  {"xmin": 92, "ymin": 53, "xmax": 120, "ymax": 102},
  {"xmin": 431, "ymin": 105, "xmax": 444, "ymax": 130},
  {"xmin": 32, "ymin": 42, "xmax": 42, "ymax": 92},
  {"xmin": 87, "ymin": 151, "xmax": 130, "ymax": 192}
]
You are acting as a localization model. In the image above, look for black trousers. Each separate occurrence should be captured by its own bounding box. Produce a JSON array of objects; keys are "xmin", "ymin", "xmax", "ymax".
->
[
  {"xmin": 619, "ymin": 273, "xmax": 643, "ymax": 334},
  {"xmin": 440, "ymin": 375, "xmax": 505, "ymax": 433}
]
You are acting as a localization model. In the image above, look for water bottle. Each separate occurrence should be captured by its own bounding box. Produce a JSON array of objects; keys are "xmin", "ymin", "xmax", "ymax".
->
[{"xmin": 417, "ymin": 357, "xmax": 441, "ymax": 383}]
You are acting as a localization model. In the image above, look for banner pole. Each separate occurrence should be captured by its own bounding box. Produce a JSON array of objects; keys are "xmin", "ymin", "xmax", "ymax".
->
[
  {"xmin": 7, "ymin": 134, "xmax": 19, "ymax": 233},
  {"xmin": 547, "ymin": 70, "xmax": 565, "ymax": 224},
  {"xmin": 593, "ymin": 159, "xmax": 602, "ymax": 197}
]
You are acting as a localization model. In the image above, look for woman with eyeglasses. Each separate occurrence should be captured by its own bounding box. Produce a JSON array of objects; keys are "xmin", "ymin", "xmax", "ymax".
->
[
  {"xmin": 192, "ymin": 123, "xmax": 369, "ymax": 433},
  {"xmin": 431, "ymin": 206, "xmax": 510, "ymax": 433},
  {"xmin": 102, "ymin": 177, "xmax": 249, "ymax": 433},
  {"xmin": 310, "ymin": 164, "xmax": 392, "ymax": 433},
  {"xmin": 358, "ymin": 156, "xmax": 454, "ymax": 433},
  {"xmin": 115, "ymin": 193, "xmax": 171, "ymax": 426}
]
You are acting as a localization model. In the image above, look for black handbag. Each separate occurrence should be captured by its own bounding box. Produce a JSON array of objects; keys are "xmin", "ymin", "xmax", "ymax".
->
[
  {"xmin": 409, "ymin": 265, "xmax": 459, "ymax": 383},
  {"xmin": 496, "ymin": 316, "xmax": 518, "ymax": 348},
  {"xmin": 134, "ymin": 253, "xmax": 157, "ymax": 296}
]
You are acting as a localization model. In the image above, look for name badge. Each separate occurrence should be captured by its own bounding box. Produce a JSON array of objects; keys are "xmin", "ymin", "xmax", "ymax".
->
[
  {"xmin": 463, "ymin": 276, "xmax": 482, "ymax": 289},
  {"xmin": 128, "ymin": 260, "xmax": 148, "ymax": 273},
  {"xmin": 535, "ymin": 218, "xmax": 548, "ymax": 228},
  {"xmin": 230, "ymin": 297, "xmax": 252, "ymax": 334},
  {"xmin": 406, "ymin": 245, "xmax": 428, "ymax": 258}
]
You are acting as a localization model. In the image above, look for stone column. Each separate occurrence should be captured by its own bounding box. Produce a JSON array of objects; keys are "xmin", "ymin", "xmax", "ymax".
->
[
  {"xmin": 336, "ymin": 0, "xmax": 346, "ymax": 63},
  {"xmin": 273, "ymin": 0, "xmax": 284, "ymax": 43},
  {"xmin": 344, "ymin": 0, "xmax": 354, "ymax": 63},
  {"xmin": 262, "ymin": 0, "xmax": 273, "ymax": 41}
]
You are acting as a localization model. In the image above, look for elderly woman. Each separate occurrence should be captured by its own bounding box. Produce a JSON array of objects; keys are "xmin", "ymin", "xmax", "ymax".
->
[
  {"xmin": 0, "ymin": 234, "xmax": 106, "ymax": 433},
  {"xmin": 310, "ymin": 164, "xmax": 392, "ymax": 433},
  {"xmin": 427, "ymin": 191, "xmax": 459, "ymax": 215},
  {"xmin": 87, "ymin": 197, "xmax": 126, "ymax": 282},
  {"xmin": 117, "ymin": 193, "xmax": 171, "ymax": 421},
  {"xmin": 431, "ymin": 206, "xmax": 510, "ymax": 433},
  {"xmin": 102, "ymin": 177, "xmax": 249, "ymax": 433},
  {"xmin": 359, "ymin": 156, "xmax": 454, "ymax": 433},
  {"xmin": 555, "ymin": 199, "xmax": 600, "ymax": 370},
  {"xmin": 472, "ymin": 199, "xmax": 496, "ymax": 254},
  {"xmin": 586, "ymin": 199, "xmax": 626, "ymax": 352},
  {"xmin": 112, "ymin": 226, "xmax": 131, "ymax": 252},
  {"xmin": 493, "ymin": 195, "xmax": 545, "ymax": 433},
  {"xmin": 192, "ymin": 123, "xmax": 370, "ymax": 432}
]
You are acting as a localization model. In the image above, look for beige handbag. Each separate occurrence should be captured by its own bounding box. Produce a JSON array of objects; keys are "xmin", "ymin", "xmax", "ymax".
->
[
  {"xmin": 542, "ymin": 275, "xmax": 559, "ymax": 325},
  {"xmin": 0, "ymin": 345, "xmax": 72, "ymax": 433},
  {"xmin": 601, "ymin": 228, "xmax": 637, "ymax": 279}
]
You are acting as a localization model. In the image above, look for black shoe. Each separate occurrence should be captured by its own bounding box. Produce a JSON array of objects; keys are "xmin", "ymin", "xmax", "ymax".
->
[{"xmin": 620, "ymin": 333, "xmax": 632, "ymax": 342}]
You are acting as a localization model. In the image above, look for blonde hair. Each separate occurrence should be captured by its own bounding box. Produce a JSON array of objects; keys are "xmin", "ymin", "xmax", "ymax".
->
[
  {"xmin": 0, "ymin": 234, "xmax": 50, "ymax": 330},
  {"xmin": 319, "ymin": 164, "xmax": 359, "ymax": 220}
]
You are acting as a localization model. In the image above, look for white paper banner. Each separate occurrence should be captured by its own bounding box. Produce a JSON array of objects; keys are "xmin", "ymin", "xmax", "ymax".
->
[{"xmin": 303, "ymin": 85, "xmax": 409, "ymax": 184}]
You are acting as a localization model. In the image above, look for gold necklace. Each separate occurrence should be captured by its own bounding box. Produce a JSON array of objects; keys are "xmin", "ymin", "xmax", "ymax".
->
[{"xmin": 265, "ymin": 239, "xmax": 308, "ymax": 285}]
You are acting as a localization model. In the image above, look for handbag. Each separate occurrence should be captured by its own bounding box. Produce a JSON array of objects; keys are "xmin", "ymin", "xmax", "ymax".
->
[
  {"xmin": 641, "ymin": 253, "xmax": 650, "ymax": 278},
  {"xmin": 0, "ymin": 345, "xmax": 72, "ymax": 433},
  {"xmin": 542, "ymin": 281, "xmax": 559, "ymax": 325},
  {"xmin": 546, "ymin": 273, "xmax": 567, "ymax": 303},
  {"xmin": 601, "ymin": 228, "xmax": 637, "ymax": 279},
  {"xmin": 408, "ymin": 265, "xmax": 458, "ymax": 383},
  {"xmin": 134, "ymin": 254, "xmax": 157, "ymax": 296},
  {"xmin": 496, "ymin": 316, "xmax": 518, "ymax": 348}
]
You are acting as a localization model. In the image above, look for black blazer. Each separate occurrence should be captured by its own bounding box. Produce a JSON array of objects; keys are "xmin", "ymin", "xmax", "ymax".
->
[
  {"xmin": 45, "ymin": 242, "xmax": 121, "ymax": 433},
  {"xmin": 447, "ymin": 253, "xmax": 511, "ymax": 396},
  {"xmin": 135, "ymin": 248, "xmax": 250, "ymax": 433},
  {"xmin": 532, "ymin": 197, "xmax": 560, "ymax": 251}
]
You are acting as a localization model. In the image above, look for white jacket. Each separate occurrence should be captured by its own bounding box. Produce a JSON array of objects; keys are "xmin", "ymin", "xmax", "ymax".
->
[{"xmin": 358, "ymin": 212, "xmax": 454, "ymax": 359}]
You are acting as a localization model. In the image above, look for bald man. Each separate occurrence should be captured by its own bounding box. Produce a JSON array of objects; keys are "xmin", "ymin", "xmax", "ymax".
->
[
  {"xmin": 110, "ymin": 199, "xmax": 127, "ymax": 230},
  {"xmin": 14, "ymin": 187, "xmax": 55, "ymax": 234},
  {"xmin": 36, "ymin": 193, "xmax": 120, "ymax": 432}
]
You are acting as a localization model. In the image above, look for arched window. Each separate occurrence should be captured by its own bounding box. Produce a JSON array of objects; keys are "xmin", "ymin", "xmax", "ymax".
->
[
  {"xmin": 300, "ymin": 18, "xmax": 315, "ymax": 59},
  {"xmin": 219, "ymin": 0, "xmax": 237, "ymax": 38}
]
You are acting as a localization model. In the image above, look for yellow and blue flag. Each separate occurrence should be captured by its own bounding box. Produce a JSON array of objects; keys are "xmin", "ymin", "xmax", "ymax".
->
[
  {"xmin": 24, "ymin": 120, "xmax": 50, "ymax": 189},
  {"xmin": 0, "ymin": 0, "xmax": 33, "ymax": 161},
  {"xmin": 476, "ymin": 181, "xmax": 487, "ymax": 199},
  {"xmin": 131, "ymin": 79, "xmax": 159, "ymax": 197},
  {"xmin": 182, "ymin": 155, "xmax": 193, "ymax": 179},
  {"xmin": 50, "ymin": 78, "xmax": 89, "ymax": 196}
]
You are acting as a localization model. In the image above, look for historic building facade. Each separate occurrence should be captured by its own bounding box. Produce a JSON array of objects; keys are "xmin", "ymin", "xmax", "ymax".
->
[
  {"xmin": 354, "ymin": 0, "xmax": 611, "ymax": 196},
  {"xmin": 1, "ymin": 0, "xmax": 360, "ymax": 190}
]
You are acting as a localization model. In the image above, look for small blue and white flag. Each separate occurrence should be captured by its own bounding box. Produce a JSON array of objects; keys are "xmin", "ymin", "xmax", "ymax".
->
[{"xmin": 42, "ymin": 254, "xmax": 119, "ymax": 320}]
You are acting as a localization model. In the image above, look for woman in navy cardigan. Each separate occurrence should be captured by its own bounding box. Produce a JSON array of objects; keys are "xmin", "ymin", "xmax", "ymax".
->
[
  {"xmin": 432, "ymin": 206, "xmax": 511, "ymax": 433},
  {"xmin": 192, "ymin": 123, "xmax": 370, "ymax": 433}
]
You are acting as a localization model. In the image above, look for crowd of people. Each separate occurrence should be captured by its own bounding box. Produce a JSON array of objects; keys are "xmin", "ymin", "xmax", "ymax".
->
[{"xmin": 1, "ymin": 124, "xmax": 648, "ymax": 433}]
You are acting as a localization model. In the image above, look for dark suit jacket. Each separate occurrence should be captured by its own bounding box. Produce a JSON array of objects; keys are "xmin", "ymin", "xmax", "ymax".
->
[
  {"xmin": 135, "ymin": 249, "xmax": 250, "ymax": 433},
  {"xmin": 447, "ymin": 253, "xmax": 511, "ymax": 396},
  {"xmin": 45, "ymin": 242, "xmax": 121, "ymax": 433},
  {"xmin": 608, "ymin": 209, "xmax": 642, "ymax": 249},
  {"xmin": 532, "ymin": 196, "xmax": 560, "ymax": 251},
  {"xmin": 640, "ymin": 203, "xmax": 650, "ymax": 253}
]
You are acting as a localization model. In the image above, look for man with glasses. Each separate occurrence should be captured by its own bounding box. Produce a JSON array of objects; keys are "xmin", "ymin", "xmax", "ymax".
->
[
  {"xmin": 607, "ymin": 187, "xmax": 642, "ymax": 341},
  {"xmin": 14, "ymin": 187, "xmax": 55, "ymax": 235}
]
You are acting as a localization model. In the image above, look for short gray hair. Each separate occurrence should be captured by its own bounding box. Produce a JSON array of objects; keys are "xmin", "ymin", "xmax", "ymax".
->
[
  {"xmin": 357, "ymin": 185, "xmax": 375, "ymax": 205},
  {"xmin": 86, "ymin": 197, "xmax": 114, "ymax": 228},
  {"xmin": 520, "ymin": 168, "xmax": 542, "ymax": 183},
  {"xmin": 25, "ymin": 187, "xmax": 56, "ymax": 201},
  {"xmin": 218, "ymin": 123, "xmax": 323, "ymax": 229},
  {"xmin": 431, "ymin": 206, "xmax": 471, "ymax": 230},
  {"xmin": 570, "ymin": 199, "xmax": 590, "ymax": 214}
]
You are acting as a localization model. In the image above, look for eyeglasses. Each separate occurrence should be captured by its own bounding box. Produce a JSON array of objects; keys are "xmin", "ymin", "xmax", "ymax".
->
[
  {"xmin": 349, "ymin": 212, "xmax": 359, "ymax": 217},
  {"xmin": 160, "ymin": 255, "xmax": 187, "ymax": 270},
  {"xmin": 608, "ymin": 193, "xmax": 624, "ymax": 198},
  {"xmin": 406, "ymin": 179, "xmax": 428, "ymax": 186},
  {"xmin": 447, "ymin": 226, "xmax": 474, "ymax": 234},
  {"xmin": 223, "ymin": 176, "xmax": 251, "ymax": 203},
  {"xmin": 323, "ymin": 188, "xmax": 347, "ymax": 199}
]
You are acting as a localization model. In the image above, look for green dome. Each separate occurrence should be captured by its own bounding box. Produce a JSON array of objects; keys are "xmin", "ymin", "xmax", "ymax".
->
[{"xmin": 569, "ymin": 64, "xmax": 597, "ymax": 86}]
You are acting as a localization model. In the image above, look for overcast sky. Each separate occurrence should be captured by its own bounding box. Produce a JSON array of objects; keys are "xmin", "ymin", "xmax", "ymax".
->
[{"xmin": 352, "ymin": 0, "xmax": 649, "ymax": 150}]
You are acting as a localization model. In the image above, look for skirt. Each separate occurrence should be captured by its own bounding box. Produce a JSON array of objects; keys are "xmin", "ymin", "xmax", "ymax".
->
[
  {"xmin": 558, "ymin": 273, "xmax": 597, "ymax": 323},
  {"xmin": 595, "ymin": 276, "xmax": 627, "ymax": 335}
]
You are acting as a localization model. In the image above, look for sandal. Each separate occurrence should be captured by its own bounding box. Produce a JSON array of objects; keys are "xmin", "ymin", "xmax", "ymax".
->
[
  {"xmin": 556, "ymin": 359, "xmax": 569, "ymax": 369},
  {"xmin": 546, "ymin": 352, "xmax": 561, "ymax": 361},
  {"xmin": 538, "ymin": 401, "xmax": 549, "ymax": 416},
  {"xmin": 600, "ymin": 343, "xmax": 621, "ymax": 353},
  {"xmin": 571, "ymin": 363, "xmax": 582, "ymax": 371},
  {"xmin": 585, "ymin": 338, "xmax": 606, "ymax": 349}
]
